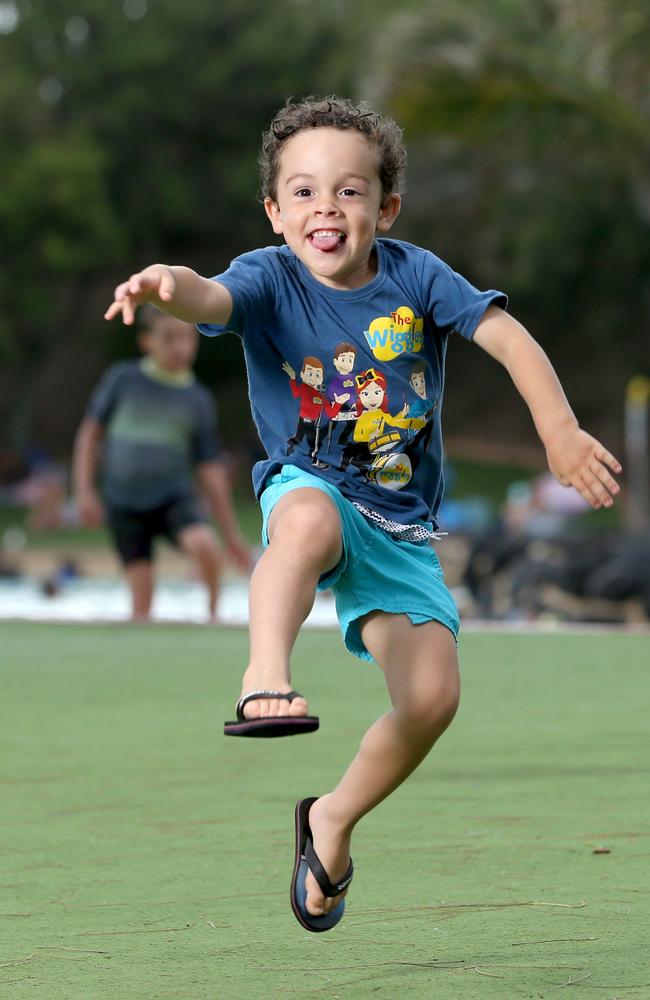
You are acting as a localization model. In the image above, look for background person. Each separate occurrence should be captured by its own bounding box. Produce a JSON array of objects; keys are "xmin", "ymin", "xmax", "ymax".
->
[{"xmin": 73, "ymin": 305, "xmax": 251, "ymax": 621}]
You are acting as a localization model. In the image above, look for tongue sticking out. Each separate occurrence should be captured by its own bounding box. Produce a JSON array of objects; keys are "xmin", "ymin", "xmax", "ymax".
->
[{"xmin": 310, "ymin": 231, "xmax": 344, "ymax": 253}]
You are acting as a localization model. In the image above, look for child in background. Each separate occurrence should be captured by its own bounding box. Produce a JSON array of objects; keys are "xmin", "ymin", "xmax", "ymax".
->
[
  {"xmin": 104, "ymin": 97, "xmax": 621, "ymax": 931},
  {"xmin": 73, "ymin": 305, "xmax": 251, "ymax": 621}
]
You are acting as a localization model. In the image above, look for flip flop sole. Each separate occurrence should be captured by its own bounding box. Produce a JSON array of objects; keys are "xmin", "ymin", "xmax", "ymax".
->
[
  {"xmin": 224, "ymin": 715, "xmax": 319, "ymax": 738},
  {"xmin": 290, "ymin": 798, "xmax": 346, "ymax": 933}
]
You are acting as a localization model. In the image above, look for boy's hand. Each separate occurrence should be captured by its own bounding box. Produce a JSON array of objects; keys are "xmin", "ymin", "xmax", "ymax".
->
[
  {"xmin": 545, "ymin": 426, "xmax": 622, "ymax": 509},
  {"xmin": 104, "ymin": 265, "xmax": 176, "ymax": 324},
  {"xmin": 225, "ymin": 532, "xmax": 254, "ymax": 573},
  {"xmin": 77, "ymin": 488, "xmax": 104, "ymax": 527}
]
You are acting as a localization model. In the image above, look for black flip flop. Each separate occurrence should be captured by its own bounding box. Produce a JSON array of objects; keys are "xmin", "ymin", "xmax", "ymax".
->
[
  {"xmin": 290, "ymin": 796, "xmax": 354, "ymax": 932},
  {"xmin": 223, "ymin": 690, "xmax": 319, "ymax": 738}
]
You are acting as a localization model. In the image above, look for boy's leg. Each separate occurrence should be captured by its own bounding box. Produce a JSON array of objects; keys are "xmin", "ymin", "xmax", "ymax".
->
[
  {"xmin": 303, "ymin": 613, "xmax": 459, "ymax": 917},
  {"xmin": 240, "ymin": 487, "xmax": 343, "ymax": 720},
  {"xmin": 106, "ymin": 505, "xmax": 156, "ymax": 621},
  {"xmin": 124, "ymin": 560, "xmax": 155, "ymax": 621},
  {"xmin": 177, "ymin": 523, "xmax": 224, "ymax": 620}
]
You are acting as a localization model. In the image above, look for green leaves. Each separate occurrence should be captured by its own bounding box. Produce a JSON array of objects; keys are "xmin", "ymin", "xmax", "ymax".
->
[
  {"xmin": 1, "ymin": 0, "xmax": 647, "ymax": 455},
  {"xmin": 1, "ymin": 137, "xmax": 123, "ymax": 272}
]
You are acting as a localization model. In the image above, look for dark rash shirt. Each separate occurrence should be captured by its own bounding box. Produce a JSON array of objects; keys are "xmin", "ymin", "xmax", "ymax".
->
[{"xmin": 87, "ymin": 359, "xmax": 221, "ymax": 510}]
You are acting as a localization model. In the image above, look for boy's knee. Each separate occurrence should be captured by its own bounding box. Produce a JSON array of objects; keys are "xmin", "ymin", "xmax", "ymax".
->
[
  {"xmin": 178, "ymin": 524, "xmax": 218, "ymax": 558},
  {"xmin": 400, "ymin": 674, "xmax": 460, "ymax": 739},
  {"xmin": 436, "ymin": 679, "xmax": 460, "ymax": 729},
  {"xmin": 270, "ymin": 493, "xmax": 342, "ymax": 565}
]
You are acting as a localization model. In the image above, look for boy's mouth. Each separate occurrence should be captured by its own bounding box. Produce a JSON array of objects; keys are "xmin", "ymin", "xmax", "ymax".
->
[{"xmin": 308, "ymin": 229, "xmax": 346, "ymax": 253}]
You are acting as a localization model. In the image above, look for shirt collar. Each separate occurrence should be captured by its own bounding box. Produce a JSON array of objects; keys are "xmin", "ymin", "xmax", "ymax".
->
[{"xmin": 140, "ymin": 357, "xmax": 194, "ymax": 387}]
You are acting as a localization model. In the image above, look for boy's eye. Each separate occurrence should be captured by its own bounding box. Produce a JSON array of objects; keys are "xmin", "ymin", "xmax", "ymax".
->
[
  {"xmin": 295, "ymin": 187, "xmax": 313, "ymax": 197},
  {"xmin": 340, "ymin": 188, "xmax": 359, "ymax": 197}
]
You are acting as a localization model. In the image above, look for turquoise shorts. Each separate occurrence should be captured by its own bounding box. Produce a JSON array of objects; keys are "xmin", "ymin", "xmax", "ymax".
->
[{"xmin": 260, "ymin": 465, "xmax": 460, "ymax": 662}]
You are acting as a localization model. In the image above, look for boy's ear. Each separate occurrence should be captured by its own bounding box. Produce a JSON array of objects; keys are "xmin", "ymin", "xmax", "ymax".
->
[
  {"xmin": 264, "ymin": 197, "xmax": 284, "ymax": 234},
  {"xmin": 376, "ymin": 193, "xmax": 401, "ymax": 233}
]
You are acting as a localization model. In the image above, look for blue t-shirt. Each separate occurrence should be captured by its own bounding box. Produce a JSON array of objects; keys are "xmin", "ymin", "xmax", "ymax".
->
[{"xmin": 199, "ymin": 238, "xmax": 507, "ymax": 529}]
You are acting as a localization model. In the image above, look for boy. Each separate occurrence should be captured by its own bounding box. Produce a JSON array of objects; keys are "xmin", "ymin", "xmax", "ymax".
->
[
  {"xmin": 74, "ymin": 305, "xmax": 251, "ymax": 621},
  {"xmin": 104, "ymin": 97, "xmax": 621, "ymax": 931}
]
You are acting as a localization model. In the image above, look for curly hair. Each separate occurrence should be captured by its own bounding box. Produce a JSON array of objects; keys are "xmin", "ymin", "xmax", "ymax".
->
[{"xmin": 259, "ymin": 96, "xmax": 407, "ymax": 204}]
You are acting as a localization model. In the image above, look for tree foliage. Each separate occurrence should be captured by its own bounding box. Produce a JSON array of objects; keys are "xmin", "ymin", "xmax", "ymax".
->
[
  {"xmin": 0, "ymin": 0, "xmax": 381, "ymax": 453},
  {"xmin": 0, "ymin": 0, "xmax": 647, "ymax": 459}
]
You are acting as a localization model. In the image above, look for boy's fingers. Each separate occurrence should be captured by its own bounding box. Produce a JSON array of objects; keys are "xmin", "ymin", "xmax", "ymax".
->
[
  {"xmin": 159, "ymin": 272, "xmax": 175, "ymax": 300},
  {"xmin": 122, "ymin": 298, "xmax": 136, "ymax": 325},
  {"xmin": 104, "ymin": 300, "xmax": 123, "ymax": 321},
  {"xmin": 590, "ymin": 461, "xmax": 620, "ymax": 497},
  {"xmin": 597, "ymin": 448, "xmax": 622, "ymax": 474},
  {"xmin": 104, "ymin": 295, "xmax": 137, "ymax": 323},
  {"xmin": 582, "ymin": 470, "xmax": 614, "ymax": 508},
  {"xmin": 106, "ymin": 268, "xmax": 174, "ymax": 323},
  {"xmin": 576, "ymin": 476, "xmax": 602, "ymax": 509}
]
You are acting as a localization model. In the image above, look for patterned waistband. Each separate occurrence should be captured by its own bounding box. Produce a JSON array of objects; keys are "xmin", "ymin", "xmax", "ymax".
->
[{"xmin": 352, "ymin": 502, "xmax": 447, "ymax": 544}]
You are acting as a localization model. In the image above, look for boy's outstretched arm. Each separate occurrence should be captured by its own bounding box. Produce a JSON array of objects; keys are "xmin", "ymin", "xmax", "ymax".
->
[
  {"xmin": 473, "ymin": 306, "xmax": 622, "ymax": 509},
  {"xmin": 104, "ymin": 265, "xmax": 233, "ymax": 326}
]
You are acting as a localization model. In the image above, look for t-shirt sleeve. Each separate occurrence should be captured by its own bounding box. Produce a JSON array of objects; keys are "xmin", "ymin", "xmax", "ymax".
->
[
  {"xmin": 85, "ymin": 363, "xmax": 128, "ymax": 424},
  {"xmin": 191, "ymin": 388, "xmax": 223, "ymax": 464},
  {"xmin": 197, "ymin": 249, "xmax": 279, "ymax": 340},
  {"xmin": 421, "ymin": 251, "xmax": 508, "ymax": 340}
]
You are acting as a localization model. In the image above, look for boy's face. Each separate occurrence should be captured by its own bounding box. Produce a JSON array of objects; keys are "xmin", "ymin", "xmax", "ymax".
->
[
  {"xmin": 264, "ymin": 127, "xmax": 401, "ymax": 291},
  {"xmin": 301, "ymin": 364, "xmax": 323, "ymax": 388},
  {"xmin": 140, "ymin": 317, "xmax": 198, "ymax": 371},
  {"xmin": 333, "ymin": 351, "xmax": 355, "ymax": 375}
]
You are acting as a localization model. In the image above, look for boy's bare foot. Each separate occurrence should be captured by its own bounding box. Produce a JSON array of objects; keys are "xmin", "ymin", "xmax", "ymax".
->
[
  {"xmin": 304, "ymin": 795, "xmax": 352, "ymax": 917},
  {"xmin": 239, "ymin": 668, "xmax": 309, "ymax": 720}
]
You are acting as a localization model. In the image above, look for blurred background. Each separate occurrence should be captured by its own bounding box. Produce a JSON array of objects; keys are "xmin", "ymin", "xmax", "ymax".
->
[{"xmin": 1, "ymin": 0, "xmax": 648, "ymax": 625}]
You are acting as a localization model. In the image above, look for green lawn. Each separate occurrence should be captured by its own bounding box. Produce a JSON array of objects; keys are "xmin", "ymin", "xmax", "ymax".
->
[{"xmin": 1, "ymin": 624, "xmax": 648, "ymax": 999}]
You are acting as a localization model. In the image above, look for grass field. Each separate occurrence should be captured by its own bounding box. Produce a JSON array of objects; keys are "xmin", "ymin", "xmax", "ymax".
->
[{"xmin": 1, "ymin": 623, "xmax": 648, "ymax": 999}]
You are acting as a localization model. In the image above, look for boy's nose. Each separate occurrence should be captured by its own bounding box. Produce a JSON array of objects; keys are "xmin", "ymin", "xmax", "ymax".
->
[{"xmin": 314, "ymin": 199, "xmax": 339, "ymax": 216}]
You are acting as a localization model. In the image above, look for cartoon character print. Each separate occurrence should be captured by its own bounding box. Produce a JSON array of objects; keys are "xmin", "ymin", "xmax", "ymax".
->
[
  {"xmin": 340, "ymin": 368, "xmax": 425, "ymax": 489},
  {"xmin": 401, "ymin": 361, "xmax": 438, "ymax": 472},
  {"xmin": 326, "ymin": 342, "xmax": 358, "ymax": 451},
  {"xmin": 283, "ymin": 356, "xmax": 350, "ymax": 469},
  {"xmin": 283, "ymin": 326, "xmax": 435, "ymax": 490}
]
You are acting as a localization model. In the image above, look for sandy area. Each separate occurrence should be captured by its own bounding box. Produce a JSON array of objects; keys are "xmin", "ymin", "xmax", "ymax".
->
[{"xmin": 19, "ymin": 544, "xmax": 197, "ymax": 580}]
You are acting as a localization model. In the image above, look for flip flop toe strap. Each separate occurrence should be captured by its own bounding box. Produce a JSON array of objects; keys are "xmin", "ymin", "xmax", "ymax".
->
[
  {"xmin": 304, "ymin": 838, "xmax": 354, "ymax": 898},
  {"xmin": 236, "ymin": 689, "xmax": 303, "ymax": 721}
]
